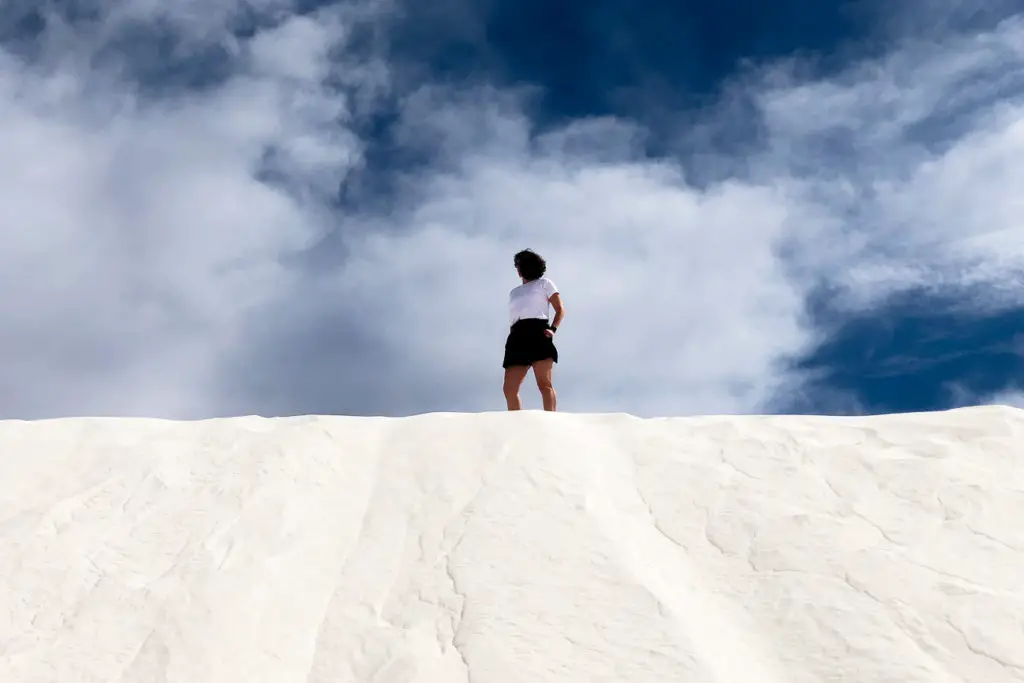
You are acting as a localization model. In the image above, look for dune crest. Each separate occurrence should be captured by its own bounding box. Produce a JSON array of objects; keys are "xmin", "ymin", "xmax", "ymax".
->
[{"xmin": 2, "ymin": 407, "xmax": 1023, "ymax": 682}]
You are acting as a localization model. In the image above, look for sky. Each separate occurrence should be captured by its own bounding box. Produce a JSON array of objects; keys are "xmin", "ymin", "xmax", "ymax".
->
[{"xmin": 2, "ymin": 0, "xmax": 1024, "ymax": 420}]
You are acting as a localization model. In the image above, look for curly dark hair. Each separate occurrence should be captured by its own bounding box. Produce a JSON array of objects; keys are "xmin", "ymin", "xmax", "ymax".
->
[{"xmin": 514, "ymin": 249, "xmax": 547, "ymax": 281}]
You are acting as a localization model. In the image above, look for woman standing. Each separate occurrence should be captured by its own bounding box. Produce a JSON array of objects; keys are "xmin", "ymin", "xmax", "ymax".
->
[{"xmin": 503, "ymin": 249, "xmax": 564, "ymax": 411}]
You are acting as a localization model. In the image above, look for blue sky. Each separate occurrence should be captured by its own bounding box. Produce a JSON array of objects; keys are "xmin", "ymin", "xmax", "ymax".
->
[{"xmin": 1, "ymin": 0, "xmax": 1023, "ymax": 419}]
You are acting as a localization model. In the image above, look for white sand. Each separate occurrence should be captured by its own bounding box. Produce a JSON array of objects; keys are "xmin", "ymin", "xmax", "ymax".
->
[{"xmin": 1, "ymin": 406, "xmax": 1023, "ymax": 683}]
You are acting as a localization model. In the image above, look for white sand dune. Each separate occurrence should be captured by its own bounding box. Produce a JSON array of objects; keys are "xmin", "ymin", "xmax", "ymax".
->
[{"xmin": 1, "ymin": 406, "xmax": 1024, "ymax": 683}]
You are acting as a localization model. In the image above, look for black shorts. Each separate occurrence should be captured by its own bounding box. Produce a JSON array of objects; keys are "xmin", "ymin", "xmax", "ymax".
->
[{"xmin": 503, "ymin": 318, "xmax": 558, "ymax": 368}]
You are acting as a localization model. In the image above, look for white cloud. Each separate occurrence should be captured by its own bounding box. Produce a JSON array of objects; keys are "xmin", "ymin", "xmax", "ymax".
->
[
  {"xmin": 1, "ymin": 1, "xmax": 1023, "ymax": 419},
  {"xmin": 0, "ymin": 1, "xmax": 384, "ymax": 418},
  {"xmin": 329, "ymin": 141, "xmax": 811, "ymax": 416},
  {"xmin": 981, "ymin": 389, "xmax": 1024, "ymax": 409},
  {"xmin": 303, "ymin": 14, "xmax": 1024, "ymax": 416},
  {"xmin": 749, "ymin": 15, "xmax": 1024, "ymax": 308}
]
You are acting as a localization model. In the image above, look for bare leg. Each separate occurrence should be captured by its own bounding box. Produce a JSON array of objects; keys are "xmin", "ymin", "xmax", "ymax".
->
[
  {"xmin": 532, "ymin": 359, "xmax": 557, "ymax": 411},
  {"xmin": 503, "ymin": 366, "xmax": 530, "ymax": 410}
]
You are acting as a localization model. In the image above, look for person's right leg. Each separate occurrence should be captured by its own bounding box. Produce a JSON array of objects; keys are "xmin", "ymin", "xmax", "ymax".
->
[
  {"xmin": 503, "ymin": 365, "xmax": 530, "ymax": 410},
  {"xmin": 531, "ymin": 359, "xmax": 556, "ymax": 411}
]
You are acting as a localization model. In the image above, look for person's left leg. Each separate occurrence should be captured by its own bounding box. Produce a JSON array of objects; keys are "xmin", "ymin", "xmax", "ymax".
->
[{"xmin": 532, "ymin": 359, "xmax": 557, "ymax": 411}]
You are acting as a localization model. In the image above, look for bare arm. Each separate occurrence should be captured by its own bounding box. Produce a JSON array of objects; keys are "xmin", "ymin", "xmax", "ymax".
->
[{"xmin": 548, "ymin": 292, "xmax": 564, "ymax": 333}]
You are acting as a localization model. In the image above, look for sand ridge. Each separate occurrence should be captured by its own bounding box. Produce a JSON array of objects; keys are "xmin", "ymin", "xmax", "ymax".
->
[{"xmin": 1, "ymin": 406, "xmax": 1023, "ymax": 682}]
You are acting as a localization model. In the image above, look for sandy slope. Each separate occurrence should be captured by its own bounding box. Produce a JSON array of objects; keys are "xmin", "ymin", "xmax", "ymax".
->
[{"xmin": 1, "ymin": 407, "xmax": 1023, "ymax": 683}]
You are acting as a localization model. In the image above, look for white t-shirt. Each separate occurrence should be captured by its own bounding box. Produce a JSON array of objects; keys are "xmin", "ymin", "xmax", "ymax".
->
[{"xmin": 509, "ymin": 277, "xmax": 558, "ymax": 325}]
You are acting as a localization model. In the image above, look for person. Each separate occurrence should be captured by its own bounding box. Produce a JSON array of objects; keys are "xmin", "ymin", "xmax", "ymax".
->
[{"xmin": 503, "ymin": 248, "xmax": 564, "ymax": 411}]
